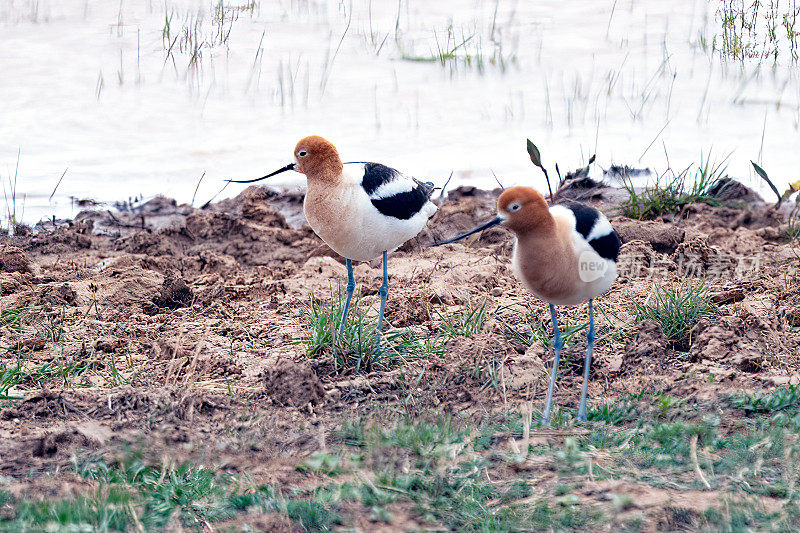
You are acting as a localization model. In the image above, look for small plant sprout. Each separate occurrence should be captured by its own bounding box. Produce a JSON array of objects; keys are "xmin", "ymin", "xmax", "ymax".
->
[
  {"xmin": 526, "ymin": 139, "xmax": 553, "ymax": 198},
  {"xmin": 526, "ymin": 139, "xmax": 594, "ymax": 200},
  {"xmin": 751, "ymin": 161, "xmax": 783, "ymax": 206},
  {"xmin": 2, "ymin": 149, "xmax": 25, "ymax": 236}
]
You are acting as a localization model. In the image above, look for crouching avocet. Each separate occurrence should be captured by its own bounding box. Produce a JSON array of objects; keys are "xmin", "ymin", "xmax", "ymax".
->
[
  {"xmin": 228, "ymin": 135, "xmax": 437, "ymax": 351},
  {"xmin": 431, "ymin": 186, "xmax": 620, "ymax": 424}
]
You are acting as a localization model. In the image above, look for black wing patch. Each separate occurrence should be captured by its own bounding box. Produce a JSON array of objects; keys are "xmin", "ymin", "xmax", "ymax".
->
[
  {"xmin": 557, "ymin": 200, "xmax": 620, "ymax": 261},
  {"xmin": 361, "ymin": 163, "xmax": 400, "ymax": 195},
  {"xmin": 558, "ymin": 200, "xmax": 599, "ymax": 239},
  {"xmin": 371, "ymin": 184, "xmax": 430, "ymax": 220},
  {"xmin": 589, "ymin": 231, "xmax": 621, "ymax": 261},
  {"xmin": 358, "ymin": 162, "xmax": 435, "ymax": 220}
]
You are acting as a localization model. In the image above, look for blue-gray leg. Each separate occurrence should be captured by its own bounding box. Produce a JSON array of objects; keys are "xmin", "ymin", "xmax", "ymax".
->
[
  {"xmin": 542, "ymin": 304, "xmax": 563, "ymax": 425},
  {"xmin": 576, "ymin": 299, "xmax": 595, "ymax": 422},
  {"xmin": 374, "ymin": 251, "xmax": 389, "ymax": 353},
  {"xmin": 337, "ymin": 259, "xmax": 355, "ymax": 340}
]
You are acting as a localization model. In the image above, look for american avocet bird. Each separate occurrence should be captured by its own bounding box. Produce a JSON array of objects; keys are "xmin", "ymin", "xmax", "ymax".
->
[
  {"xmin": 228, "ymin": 135, "xmax": 437, "ymax": 351},
  {"xmin": 431, "ymin": 186, "xmax": 620, "ymax": 423}
]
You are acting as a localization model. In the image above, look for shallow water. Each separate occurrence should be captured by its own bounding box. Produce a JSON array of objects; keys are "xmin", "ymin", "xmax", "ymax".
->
[{"xmin": 2, "ymin": 0, "xmax": 799, "ymax": 225}]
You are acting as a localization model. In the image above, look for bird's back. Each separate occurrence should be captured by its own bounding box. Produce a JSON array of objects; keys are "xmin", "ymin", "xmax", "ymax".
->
[{"xmin": 304, "ymin": 162, "xmax": 436, "ymax": 261}]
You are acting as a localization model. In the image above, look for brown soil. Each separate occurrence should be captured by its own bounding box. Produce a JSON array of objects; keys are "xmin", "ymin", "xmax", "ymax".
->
[
  {"xmin": 263, "ymin": 359, "xmax": 326, "ymax": 407},
  {"xmin": 0, "ymin": 244, "xmax": 33, "ymax": 274},
  {"xmin": 1, "ymin": 181, "xmax": 799, "ymax": 529}
]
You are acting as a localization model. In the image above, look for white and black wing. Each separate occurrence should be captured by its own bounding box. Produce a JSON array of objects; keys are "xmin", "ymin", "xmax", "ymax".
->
[
  {"xmin": 356, "ymin": 162, "xmax": 435, "ymax": 220},
  {"xmin": 557, "ymin": 200, "xmax": 621, "ymax": 261}
]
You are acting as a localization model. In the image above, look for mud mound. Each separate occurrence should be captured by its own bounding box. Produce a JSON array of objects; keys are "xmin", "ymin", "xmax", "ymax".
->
[
  {"xmin": 94, "ymin": 336, "xmax": 124, "ymax": 353},
  {"xmin": 689, "ymin": 317, "xmax": 764, "ymax": 372},
  {"xmin": 681, "ymin": 201, "xmax": 786, "ymax": 232},
  {"xmin": 708, "ymin": 177, "xmax": 764, "ymax": 204},
  {"xmin": 3, "ymin": 424, "xmax": 111, "ymax": 481},
  {"xmin": 212, "ymin": 185, "xmax": 308, "ymax": 230},
  {"xmin": 263, "ymin": 360, "xmax": 325, "ymax": 407},
  {"xmin": 428, "ymin": 186, "xmax": 501, "ymax": 244},
  {"xmin": 507, "ymin": 345, "xmax": 550, "ymax": 394},
  {"xmin": 555, "ymin": 173, "xmax": 606, "ymax": 202},
  {"xmin": 617, "ymin": 240, "xmax": 658, "ymax": 279},
  {"xmin": 446, "ymin": 335, "xmax": 521, "ymax": 378},
  {"xmin": 327, "ymin": 371, "xmax": 404, "ymax": 405},
  {"xmin": 96, "ymin": 264, "xmax": 163, "ymax": 315},
  {"xmin": 385, "ymin": 292, "xmax": 433, "ymax": 327},
  {"xmin": 239, "ymin": 186, "xmax": 295, "ymax": 226},
  {"xmin": 671, "ymin": 236, "xmax": 735, "ymax": 276},
  {"xmin": 39, "ymin": 282, "xmax": 78, "ymax": 307},
  {"xmin": 0, "ymin": 391, "xmax": 81, "ymax": 421},
  {"xmin": 32, "ymin": 427, "xmax": 100, "ymax": 458},
  {"xmin": 74, "ymin": 195, "xmax": 193, "ymax": 238},
  {"xmin": 196, "ymin": 249, "xmax": 240, "ymax": 276},
  {"xmin": 778, "ymin": 286, "xmax": 800, "ymax": 328},
  {"xmin": 613, "ymin": 218, "xmax": 685, "ymax": 253},
  {"xmin": 75, "ymin": 387, "xmax": 236, "ymax": 429},
  {"xmin": 553, "ymin": 170, "xmax": 630, "ymax": 207},
  {"xmin": 0, "ymin": 244, "xmax": 33, "ymax": 273},
  {"xmin": 151, "ymin": 270, "xmax": 194, "ymax": 310},
  {"xmin": 147, "ymin": 336, "xmax": 243, "ymax": 382},
  {"xmin": 25, "ymin": 221, "xmax": 95, "ymax": 253},
  {"xmin": 0, "ymin": 271, "xmax": 26, "ymax": 296},
  {"xmin": 282, "ymin": 256, "xmax": 347, "ymax": 296},
  {"xmin": 413, "ymin": 360, "xmax": 478, "ymax": 407},
  {"xmin": 620, "ymin": 320, "xmax": 669, "ymax": 375},
  {"xmin": 42, "ymin": 186, "xmax": 315, "ymax": 273},
  {"xmin": 121, "ymin": 227, "xmax": 190, "ymax": 257},
  {"xmin": 123, "ymin": 208, "xmax": 315, "ymax": 268}
]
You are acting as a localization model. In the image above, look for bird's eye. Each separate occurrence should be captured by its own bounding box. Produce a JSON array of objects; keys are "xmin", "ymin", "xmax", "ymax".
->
[
  {"xmin": 509, "ymin": 203, "xmax": 521, "ymax": 212},
  {"xmin": 298, "ymin": 150, "xmax": 308, "ymax": 157}
]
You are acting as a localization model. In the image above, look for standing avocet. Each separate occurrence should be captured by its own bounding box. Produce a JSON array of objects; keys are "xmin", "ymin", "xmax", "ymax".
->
[
  {"xmin": 229, "ymin": 135, "xmax": 437, "ymax": 351},
  {"xmin": 431, "ymin": 186, "xmax": 620, "ymax": 423}
]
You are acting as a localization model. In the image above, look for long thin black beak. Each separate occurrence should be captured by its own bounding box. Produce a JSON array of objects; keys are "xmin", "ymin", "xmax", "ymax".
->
[
  {"xmin": 226, "ymin": 163, "xmax": 296, "ymax": 183},
  {"xmin": 429, "ymin": 216, "xmax": 504, "ymax": 246}
]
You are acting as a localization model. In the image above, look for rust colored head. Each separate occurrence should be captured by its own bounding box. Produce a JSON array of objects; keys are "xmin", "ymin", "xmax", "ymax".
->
[
  {"xmin": 293, "ymin": 135, "xmax": 344, "ymax": 181},
  {"xmin": 497, "ymin": 186, "xmax": 553, "ymax": 234}
]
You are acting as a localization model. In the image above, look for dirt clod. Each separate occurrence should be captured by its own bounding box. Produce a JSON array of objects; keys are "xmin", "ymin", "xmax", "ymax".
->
[
  {"xmin": 0, "ymin": 244, "xmax": 32, "ymax": 273},
  {"xmin": 152, "ymin": 270, "xmax": 194, "ymax": 309},
  {"xmin": 621, "ymin": 320, "xmax": 668, "ymax": 375},
  {"xmin": 94, "ymin": 336, "xmax": 122, "ymax": 353},
  {"xmin": 613, "ymin": 218, "xmax": 685, "ymax": 253},
  {"xmin": 507, "ymin": 345, "xmax": 549, "ymax": 393},
  {"xmin": 690, "ymin": 317, "xmax": 764, "ymax": 372},
  {"xmin": 263, "ymin": 359, "xmax": 325, "ymax": 407},
  {"xmin": 1, "ymin": 391, "xmax": 78, "ymax": 421},
  {"xmin": 41, "ymin": 283, "xmax": 78, "ymax": 306},
  {"xmin": 33, "ymin": 427, "xmax": 96, "ymax": 458}
]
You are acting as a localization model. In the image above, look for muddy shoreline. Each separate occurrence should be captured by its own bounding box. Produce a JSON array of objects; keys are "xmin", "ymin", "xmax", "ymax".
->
[{"xmin": 1, "ymin": 175, "xmax": 799, "ymax": 530}]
